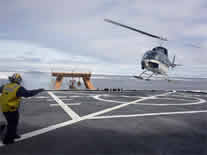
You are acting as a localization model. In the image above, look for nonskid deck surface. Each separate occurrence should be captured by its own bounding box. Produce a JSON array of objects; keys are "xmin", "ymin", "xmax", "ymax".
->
[{"xmin": 1, "ymin": 90, "xmax": 207, "ymax": 155}]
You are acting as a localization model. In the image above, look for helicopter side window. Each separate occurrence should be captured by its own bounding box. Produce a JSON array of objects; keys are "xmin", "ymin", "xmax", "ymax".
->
[
  {"xmin": 152, "ymin": 47, "xmax": 157, "ymax": 51},
  {"xmin": 160, "ymin": 47, "xmax": 168, "ymax": 56},
  {"xmin": 163, "ymin": 48, "xmax": 168, "ymax": 56},
  {"xmin": 143, "ymin": 51, "xmax": 151, "ymax": 59},
  {"xmin": 155, "ymin": 54, "xmax": 160, "ymax": 60},
  {"xmin": 143, "ymin": 51, "xmax": 157, "ymax": 59},
  {"xmin": 158, "ymin": 51, "xmax": 171, "ymax": 65},
  {"xmin": 149, "ymin": 51, "xmax": 157, "ymax": 59}
]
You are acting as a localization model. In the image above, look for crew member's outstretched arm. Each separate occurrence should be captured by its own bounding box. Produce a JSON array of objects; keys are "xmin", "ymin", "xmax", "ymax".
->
[{"xmin": 16, "ymin": 87, "xmax": 44, "ymax": 98}]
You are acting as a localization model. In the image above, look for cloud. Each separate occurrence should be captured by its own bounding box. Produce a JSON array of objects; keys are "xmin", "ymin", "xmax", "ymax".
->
[
  {"xmin": 0, "ymin": 0, "xmax": 206, "ymax": 76},
  {"xmin": 0, "ymin": 40, "xmax": 136, "ymax": 74}
]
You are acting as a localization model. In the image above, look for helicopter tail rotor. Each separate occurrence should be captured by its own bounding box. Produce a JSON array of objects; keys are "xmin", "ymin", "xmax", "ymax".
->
[
  {"xmin": 171, "ymin": 55, "xmax": 182, "ymax": 68},
  {"xmin": 172, "ymin": 55, "xmax": 176, "ymax": 68}
]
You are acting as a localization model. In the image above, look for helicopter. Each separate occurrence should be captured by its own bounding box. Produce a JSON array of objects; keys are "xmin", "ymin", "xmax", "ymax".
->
[{"xmin": 104, "ymin": 19, "xmax": 181, "ymax": 81}]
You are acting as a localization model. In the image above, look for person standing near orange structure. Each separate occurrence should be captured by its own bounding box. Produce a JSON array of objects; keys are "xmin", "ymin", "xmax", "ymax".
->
[{"xmin": 0, "ymin": 73, "xmax": 44, "ymax": 145}]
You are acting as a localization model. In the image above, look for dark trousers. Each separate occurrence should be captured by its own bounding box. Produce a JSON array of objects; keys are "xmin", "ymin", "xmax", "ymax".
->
[{"xmin": 3, "ymin": 111, "xmax": 19, "ymax": 141}]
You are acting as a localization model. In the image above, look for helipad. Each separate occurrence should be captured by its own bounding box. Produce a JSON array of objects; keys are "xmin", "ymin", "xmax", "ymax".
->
[{"xmin": 0, "ymin": 90, "xmax": 207, "ymax": 155}]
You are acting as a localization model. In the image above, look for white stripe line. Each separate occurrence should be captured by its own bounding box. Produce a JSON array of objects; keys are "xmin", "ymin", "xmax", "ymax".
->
[
  {"xmin": 50, "ymin": 103, "xmax": 81, "ymax": 107},
  {"xmin": 47, "ymin": 99, "xmax": 72, "ymax": 102},
  {"xmin": 70, "ymin": 96, "xmax": 81, "ymax": 98},
  {"xmin": 121, "ymin": 95, "xmax": 144, "ymax": 98},
  {"xmin": 48, "ymin": 92, "xmax": 80, "ymax": 120},
  {"xmin": 56, "ymin": 96, "xmax": 68, "ymax": 98},
  {"xmin": 0, "ymin": 119, "xmax": 80, "ymax": 147},
  {"xmin": 92, "ymin": 91, "xmax": 175, "ymax": 104},
  {"xmin": 33, "ymin": 96, "xmax": 68, "ymax": 99},
  {"xmin": 154, "ymin": 98, "xmax": 196, "ymax": 101},
  {"xmin": 132, "ymin": 98, "xmax": 206, "ymax": 106},
  {"xmin": 33, "ymin": 96, "xmax": 49, "ymax": 99},
  {"xmin": 0, "ymin": 91, "xmax": 174, "ymax": 147},
  {"xmin": 87, "ymin": 92, "xmax": 174, "ymax": 118},
  {"xmin": 89, "ymin": 110, "xmax": 207, "ymax": 119},
  {"xmin": 93, "ymin": 95, "xmax": 126, "ymax": 104}
]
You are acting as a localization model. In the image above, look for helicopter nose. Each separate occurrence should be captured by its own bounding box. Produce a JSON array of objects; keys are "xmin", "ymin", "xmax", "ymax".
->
[
  {"xmin": 144, "ymin": 60, "xmax": 159, "ymax": 69},
  {"xmin": 149, "ymin": 61, "xmax": 159, "ymax": 68}
]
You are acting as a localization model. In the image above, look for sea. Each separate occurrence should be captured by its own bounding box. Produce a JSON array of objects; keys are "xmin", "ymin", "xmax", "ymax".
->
[{"xmin": 0, "ymin": 71, "xmax": 207, "ymax": 91}]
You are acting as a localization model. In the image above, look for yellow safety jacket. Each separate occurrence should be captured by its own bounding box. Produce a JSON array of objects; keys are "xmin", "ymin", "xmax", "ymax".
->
[{"xmin": 0, "ymin": 83, "xmax": 21, "ymax": 112}]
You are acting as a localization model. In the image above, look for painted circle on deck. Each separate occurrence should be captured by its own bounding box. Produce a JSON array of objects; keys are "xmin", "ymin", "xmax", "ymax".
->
[
  {"xmin": 94, "ymin": 93, "xmax": 206, "ymax": 106},
  {"xmin": 133, "ymin": 96, "xmax": 206, "ymax": 106}
]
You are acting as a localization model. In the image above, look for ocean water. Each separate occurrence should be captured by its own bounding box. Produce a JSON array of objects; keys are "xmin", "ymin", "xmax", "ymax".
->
[{"xmin": 0, "ymin": 71, "xmax": 207, "ymax": 91}]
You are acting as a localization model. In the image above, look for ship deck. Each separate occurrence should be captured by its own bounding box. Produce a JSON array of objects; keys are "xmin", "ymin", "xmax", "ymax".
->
[{"xmin": 0, "ymin": 90, "xmax": 207, "ymax": 155}]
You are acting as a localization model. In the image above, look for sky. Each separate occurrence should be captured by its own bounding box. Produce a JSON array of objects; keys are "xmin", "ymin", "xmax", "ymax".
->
[{"xmin": 0, "ymin": 0, "xmax": 206, "ymax": 77}]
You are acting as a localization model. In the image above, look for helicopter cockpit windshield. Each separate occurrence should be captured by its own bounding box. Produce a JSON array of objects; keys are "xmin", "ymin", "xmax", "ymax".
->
[
  {"xmin": 152, "ymin": 46, "xmax": 168, "ymax": 56},
  {"xmin": 143, "ymin": 50, "xmax": 157, "ymax": 60}
]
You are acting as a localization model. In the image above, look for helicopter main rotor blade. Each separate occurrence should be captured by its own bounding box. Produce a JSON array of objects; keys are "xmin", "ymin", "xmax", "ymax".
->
[{"xmin": 104, "ymin": 19, "xmax": 168, "ymax": 41}]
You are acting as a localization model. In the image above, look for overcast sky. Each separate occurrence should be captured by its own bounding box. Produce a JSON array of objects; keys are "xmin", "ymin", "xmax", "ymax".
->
[{"xmin": 0, "ymin": 0, "xmax": 206, "ymax": 77}]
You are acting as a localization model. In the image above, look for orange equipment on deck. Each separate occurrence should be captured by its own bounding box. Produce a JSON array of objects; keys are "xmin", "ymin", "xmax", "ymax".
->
[{"xmin": 52, "ymin": 72, "xmax": 95, "ymax": 90}]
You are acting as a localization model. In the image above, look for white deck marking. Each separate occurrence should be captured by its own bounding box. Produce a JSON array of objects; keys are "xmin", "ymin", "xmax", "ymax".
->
[
  {"xmin": 89, "ymin": 110, "xmax": 207, "ymax": 120},
  {"xmin": 33, "ymin": 96, "xmax": 49, "ymax": 99},
  {"xmin": 48, "ymin": 92, "xmax": 80, "ymax": 120},
  {"xmin": 34, "ymin": 96, "xmax": 68, "ymax": 99},
  {"xmin": 153, "ymin": 97, "xmax": 196, "ymax": 101},
  {"xmin": 120, "ymin": 95, "xmax": 144, "ymax": 98},
  {"xmin": 92, "ymin": 91, "xmax": 175, "ymax": 104},
  {"xmin": 93, "ymin": 95, "xmax": 126, "ymax": 104},
  {"xmin": 56, "ymin": 96, "xmax": 68, "ymax": 98},
  {"xmin": 47, "ymin": 99, "xmax": 72, "ymax": 102},
  {"xmin": 70, "ymin": 96, "xmax": 82, "ymax": 98},
  {"xmin": 132, "ymin": 98, "xmax": 206, "ymax": 106},
  {"xmin": 0, "ymin": 91, "xmax": 174, "ymax": 147},
  {"xmin": 50, "ymin": 103, "xmax": 81, "ymax": 107}
]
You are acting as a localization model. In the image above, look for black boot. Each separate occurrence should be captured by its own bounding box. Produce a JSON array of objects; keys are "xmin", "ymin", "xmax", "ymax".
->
[
  {"xmin": 0, "ymin": 124, "xmax": 6, "ymax": 132},
  {"xmin": 3, "ymin": 138, "xmax": 14, "ymax": 145}
]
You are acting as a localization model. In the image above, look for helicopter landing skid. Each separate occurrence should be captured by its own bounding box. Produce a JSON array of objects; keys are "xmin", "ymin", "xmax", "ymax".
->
[
  {"xmin": 134, "ymin": 71, "xmax": 154, "ymax": 81},
  {"xmin": 133, "ymin": 76, "xmax": 144, "ymax": 80},
  {"xmin": 134, "ymin": 70, "xmax": 171, "ymax": 81}
]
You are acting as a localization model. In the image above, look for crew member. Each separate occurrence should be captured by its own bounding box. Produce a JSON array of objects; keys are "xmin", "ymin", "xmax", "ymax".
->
[{"xmin": 0, "ymin": 73, "xmax": 44, "ymax": 144}]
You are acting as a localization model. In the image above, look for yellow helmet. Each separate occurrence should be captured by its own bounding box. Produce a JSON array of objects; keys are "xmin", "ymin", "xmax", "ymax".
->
[{"xmin": 9, "ymin": 73, "xmax": 22, "ymax": 84}]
